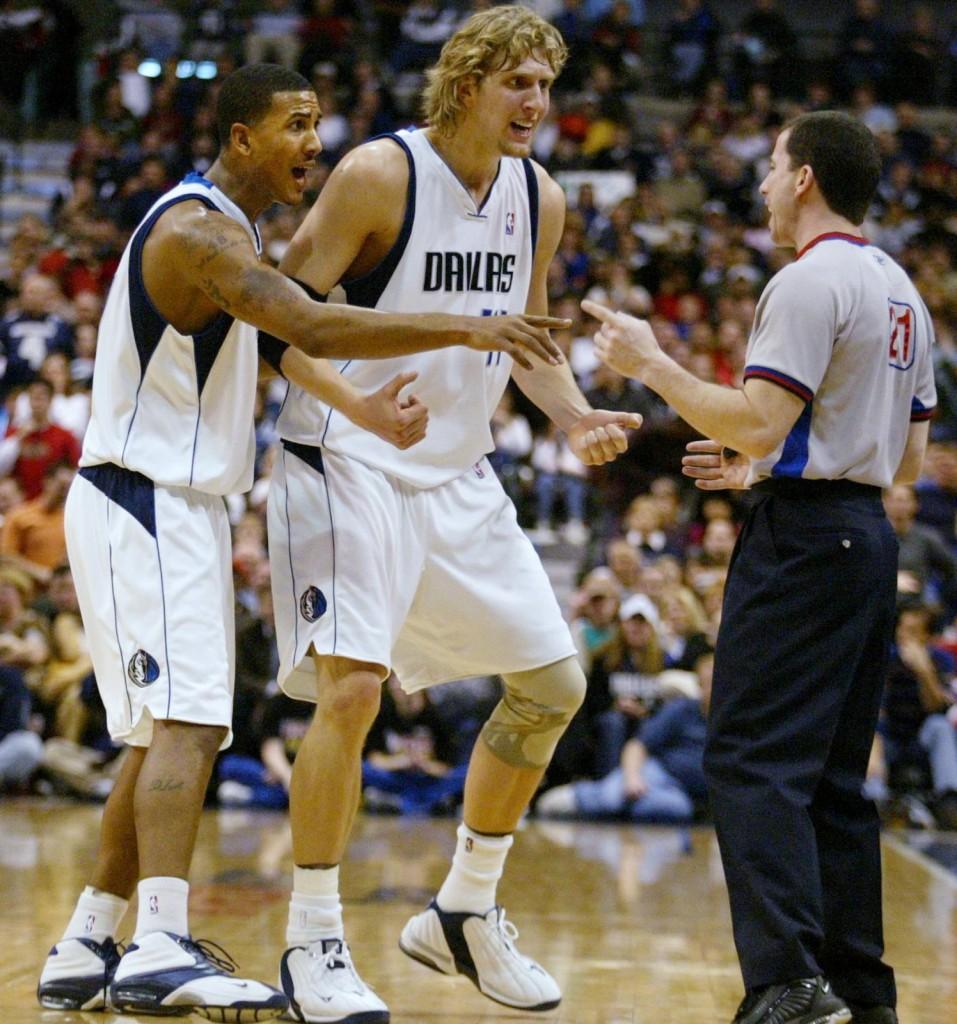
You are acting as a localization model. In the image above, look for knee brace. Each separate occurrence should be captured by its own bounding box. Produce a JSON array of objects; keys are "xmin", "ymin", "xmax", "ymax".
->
[{"xmin": 480, "ymin": 656, "xmax": 586, "ymax": 769}]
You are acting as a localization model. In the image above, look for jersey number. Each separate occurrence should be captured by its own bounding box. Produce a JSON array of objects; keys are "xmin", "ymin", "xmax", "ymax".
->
[
  {"xmin": 483, "ymin": 308, "xmax": 508, "ymax": 366},
  {"xmin": 888, "ymin": 300, "xmax": 915, "ymax": 370}
]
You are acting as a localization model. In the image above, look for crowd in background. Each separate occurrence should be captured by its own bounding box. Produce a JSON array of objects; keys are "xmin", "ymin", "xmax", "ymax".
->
[{"xmin": 1, "ymin": 0, "xmax": 957, "ymax": 829}]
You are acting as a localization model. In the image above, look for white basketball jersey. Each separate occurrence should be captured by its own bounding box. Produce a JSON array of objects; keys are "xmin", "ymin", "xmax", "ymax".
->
[
  {"xmin": 81, "ymin": 173, "xmax": 262, "ymax": 495},
  {"xmin": 277, "ymin": 128, "xmax": 540, "ymax": 488}
]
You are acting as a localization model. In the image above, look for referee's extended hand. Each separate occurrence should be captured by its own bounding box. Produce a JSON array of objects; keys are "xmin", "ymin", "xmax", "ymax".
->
[
  {"xmin": 582, "ymin": 300, "xmax": 661, "ymax": 380},
  {"xmin": 682, "ymin": 440, "xmax": 750, "ymax": 490}
]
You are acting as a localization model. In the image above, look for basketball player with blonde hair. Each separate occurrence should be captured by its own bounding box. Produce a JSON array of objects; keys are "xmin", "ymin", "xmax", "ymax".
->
[{"xmin": 266, "ymin": 7, "xmax": 642, "ymax": 1022}]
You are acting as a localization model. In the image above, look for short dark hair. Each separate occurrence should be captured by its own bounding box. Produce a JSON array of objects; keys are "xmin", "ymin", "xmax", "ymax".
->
[
  {"xmin": 783, "ymin": 111, "xmax": 881, "ymax": 225},
  {"xmin": 216, "ymin": 63, "xmax": 311, "ymax": 147}
]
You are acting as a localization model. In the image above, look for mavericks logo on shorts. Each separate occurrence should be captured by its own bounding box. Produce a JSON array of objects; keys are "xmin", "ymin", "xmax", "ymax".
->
[
  {"xmin": 300, "ymin": 586, "xmax": 327, "ymax": 622},
  {"xmin": 128, "ymin": 649, "xmax": 160, "ymax": 687}
]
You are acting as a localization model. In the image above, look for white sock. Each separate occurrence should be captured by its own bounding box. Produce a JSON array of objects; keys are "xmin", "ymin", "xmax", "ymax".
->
[
  {"xmin": 435, "ymin": 824, "xmax": 513, "ymax": 914},
  {"xmin": 287, "ymin": 865, "xmax": 343, "ymax": 946},
  {"xmin": 134, "ymin": 877, "xmax": 189, "ymax": 940},
  {"xmin": 61, "ymin": 886, "xmax": 129, "ymax": 944}
]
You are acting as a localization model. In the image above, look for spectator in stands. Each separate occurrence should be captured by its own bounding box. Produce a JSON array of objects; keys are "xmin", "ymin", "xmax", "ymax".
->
[
  {"xmin": 659, "ymin": 587, "xmax": 711, "ymax": 671},
  {"xmin": 880, "ymin": 602, "xmax": 957, "ymax": 829},
  {"xmin": 605, "ymin": 536, "xmax": 643, "ymax": 595},
  {"xmin": 361, "ymin": 673, "xmax": 468, "ymax": 815},
  {"xmin": 836, "ymin": 0, "xmax": 893, "ymax": 99},
  {"xmin": 583, "ymin": 592, "xmax": 666, "ymax": 777},
  {"xmin": 0, "ymin": 379, "xmax": 81, "ymax": 500},
  {"xmin": 95, "ymin": 81, "xmax": 140, "ymax": 147},
  {"xmin": 530, "ymin": 424, "xmax": 590, "ymax": 545},
  {"xmin": 12, "ymin": 353, "xmax": 90, "ymax": 442},
  {"xmin": 589, "ymin": 0, "xmax": 642, "ymax": 83},
  {"xmin": 621, "ymin": 493, "xmax": 673, "ymax": 560},
  {"xmin": 117, "ymin": 156, "xmax": 171, "ymax": 230},
  {"xmin": 232, "ymin": 574, "xmax": 280, "ymax": 761},
  {"xmin": 0, "ymin": 664, "xmax": 43, "ymax": 791},
  {"xmin": 570, "ymin": 567, "xmax": 622, "ymax": 673},
  {"xmin": 298, "ymin": 0, "xmax": 356, "ymax": 78},
  {"xmin": 891, "ymin": 2, "xmax": 942, "ymax": 107},
  {"xmin": 731, "ymin": 0, "xmax": 798, "ymax": 100},
  {"xmin": 218, "ymin": 683, "xmax": 311, "ymax": 810},
  {"xmin": 0, "ymin": 461, "xmax": 73, "ymax": 587},
  {"xmin": 654, "ymin": 148, "xmax": 706, "ymax": 219},
  {"xmin": 0, "ymin": 567, "xmax": 49, "ymax": 692},
  {"xmin": 0, "ymin": 274, "xmax": 74, "ymax": 397},
  {"xmin": 884, "ymin": 483, "xmax": 957, "ymax": 609},
  {"xmin": 916, "ymin": 441, "xmax": 957, "ymax": 549},
  {"xmin": 36, "ymin": 226, "xmax": 116, "ymax": 301},
  {"xmin": 33, "ymin": 563, "xmax": 92, "ymax": 743},
  {"xmin": 0, "ymin": 477, "xmax": 23, "ymax": 529},
  {"xmin": 244, "ymin": 0, "xmax": 304, "ymax": 69},
  {"xmin": 389, "ymin": 0, "xmax": 460, "ymax": 75},
  {"xmin": 538, "ymin": 650, "xmax": 710, "ymax": 823},
  {"xmin": 666, "ymin": 0, "xmax": 722, "ymax": 98}
]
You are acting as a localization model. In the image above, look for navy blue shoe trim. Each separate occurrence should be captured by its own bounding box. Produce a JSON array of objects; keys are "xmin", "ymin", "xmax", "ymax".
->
[
  {"xmin": 428, "ymin": 899, "xmax": 480, "ymax": 988},
  {"xmin": 426, "ymin": 901, "xmax": 561, "ymax": 1013},
  {"xmin": 37, "ymin": 936, "xmax": 121, "ymax": 1011},
  {"xmin": 279, "ymin": 947, "xmax": 305, "ymax": 1022}
]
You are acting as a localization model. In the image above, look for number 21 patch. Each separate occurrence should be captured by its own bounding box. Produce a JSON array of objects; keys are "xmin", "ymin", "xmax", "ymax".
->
[{"xmin": 888, "ymin": 299, "xmax": 916, "ymax": 370}]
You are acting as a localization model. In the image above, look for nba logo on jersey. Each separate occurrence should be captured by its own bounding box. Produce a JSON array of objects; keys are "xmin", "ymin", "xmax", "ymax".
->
[
  {"xmin": 505, "ymin": 211, "xmax": 515, "ymax": 236},
  {"xmin": 127, "ymin": 649, "xmax": 160, "ymax": 687},
  {"xmin": 149, "ymin": 895, "xmax": 159, "ymax": 915},
  {"xmin": 888, "ymin": 299, "xmax": 915, "ymax": 370}
]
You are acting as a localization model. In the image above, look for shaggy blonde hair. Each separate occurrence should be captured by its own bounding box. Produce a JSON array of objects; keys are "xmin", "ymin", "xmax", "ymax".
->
[{"xmin": 422, "ymin": 5, "xmax": 568, "ymax": 136}]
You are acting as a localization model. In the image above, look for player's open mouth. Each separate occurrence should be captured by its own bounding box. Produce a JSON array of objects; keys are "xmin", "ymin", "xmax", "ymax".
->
[
  {"xmin": 510, "ymin": 123, "xmax": 533, "ymax": 140},
  {"xmin": 291, "ymin": 166, "xmax": 308, "ymax": 185}
]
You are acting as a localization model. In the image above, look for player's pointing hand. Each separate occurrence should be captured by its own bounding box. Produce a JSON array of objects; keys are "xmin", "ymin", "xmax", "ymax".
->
[
  {"xmin": 582, "ymin": 299, "xmax": 662, "ymax": 381},
  {"xmin": 568, "ymin": 409, "xmax": 643, "ymax": 466},
  {"xmin": 464, "ymin": 314, "xmax": 570, "ymax": 371}
]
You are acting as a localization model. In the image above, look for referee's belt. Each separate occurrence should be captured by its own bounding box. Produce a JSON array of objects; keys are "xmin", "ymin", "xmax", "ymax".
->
[{"xmin": 752, "ymin": 477, "xmax": 881, "ymax": 500}]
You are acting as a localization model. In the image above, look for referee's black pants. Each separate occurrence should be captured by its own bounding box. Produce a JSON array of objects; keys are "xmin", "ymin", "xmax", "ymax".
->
[{"xmin": 705, "ymin": 480, "xmax": 898, "ymax": 1009}]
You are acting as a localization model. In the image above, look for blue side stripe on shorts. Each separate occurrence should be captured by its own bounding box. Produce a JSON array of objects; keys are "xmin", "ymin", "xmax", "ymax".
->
[
  {"xmin": 154, "ymin": 531, "xmax": 173, "ymax": 718},
  {"xmin": 281, "ymin": 448, "xmax": 301, "ymax": 666},
  {"xmin": 105, "ymin": 501, "xmax": 134, "ymax": 722},
  {"xmin": 282, "ymin": 439, "xmax": 325, "ymax": 475},
  {"xmin": 322, "ymin": 458, "xmax": 338, "ymax": 653},
  {"xmin": 80, "ymin": 463, "xmax": 156, "ymax": 537}
]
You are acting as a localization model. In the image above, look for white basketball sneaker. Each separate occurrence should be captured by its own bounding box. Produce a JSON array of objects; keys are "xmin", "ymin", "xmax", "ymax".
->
[
  {"xmin": 279, "ymin": 938, "xmax": 390, "ymax": 1023},
  {"xmin": 399, "ymin": 900, "xmax": 561, "ymax": 1011},
  {"xmin": 37, "ymin": 936, "xmax": 121, "ymax": 1010},
  {"xmin": 109, "ymin": 930, "xmax": 287, "ymax": 1020}
]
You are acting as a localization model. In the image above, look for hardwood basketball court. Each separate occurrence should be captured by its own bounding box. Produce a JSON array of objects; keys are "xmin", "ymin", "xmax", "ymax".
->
[{"xmin": 2, "ymin": 800, "xmax": 955, "ymax": 1022}]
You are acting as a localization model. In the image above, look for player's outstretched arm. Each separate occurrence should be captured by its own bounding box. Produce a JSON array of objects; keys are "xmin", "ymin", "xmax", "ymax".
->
[
  {"xmin": 171, "ymin": 204, "xmax": 568, "ymax": 364},
  {"xmin": 584, "ymin": 299, "xmax": 804, "ymax": 458},
  {"xmin": 511, "ymin": 168, "xmax": 642, "ymax": 465}
]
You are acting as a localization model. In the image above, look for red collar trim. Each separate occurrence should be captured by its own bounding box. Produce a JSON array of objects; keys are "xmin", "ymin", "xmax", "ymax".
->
[{"xmin": 797, "ymin": 232, "xmax": 869, "ymax": 260}]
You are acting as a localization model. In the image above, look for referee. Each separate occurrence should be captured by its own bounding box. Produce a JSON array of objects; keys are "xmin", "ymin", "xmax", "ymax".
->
[{"xmin": 585, "ymin": 111, "xmax": 936, "ymax": 1024}]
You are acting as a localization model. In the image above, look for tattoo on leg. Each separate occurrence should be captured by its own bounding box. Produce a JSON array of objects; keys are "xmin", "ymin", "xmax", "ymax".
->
[{"xmin": 147, "ymin": 777, "xmax": 186, "ymax": 792}]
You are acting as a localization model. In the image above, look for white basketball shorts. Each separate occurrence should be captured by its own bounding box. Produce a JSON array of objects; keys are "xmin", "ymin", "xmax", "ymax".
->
[
  {"xmin": 65, "ymin": 466, "xmax": 235, "ymax": 748},
  {"xmin": 268, "ymin": 441, "xmax": 576, "ymax": 700}
]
